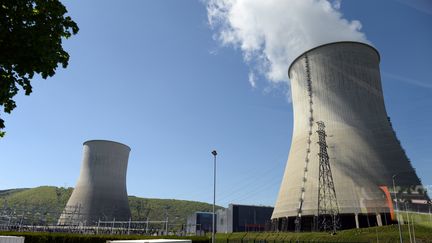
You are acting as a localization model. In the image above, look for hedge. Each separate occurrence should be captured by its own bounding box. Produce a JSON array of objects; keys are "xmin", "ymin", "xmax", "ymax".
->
[{"xmin": 0, "ymin": 232, "xmax": 210, "ymax": 243}]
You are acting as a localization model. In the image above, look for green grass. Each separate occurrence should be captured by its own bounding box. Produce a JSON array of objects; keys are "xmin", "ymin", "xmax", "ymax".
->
[
  {"xmin": 213, "ymin": 214, "xmax": 432, "ymax": 243},
  {"xmin": 2, "ymin": 225, "xmax": 431, "ymax": 243},
  {"xmin": 398, "ymin": 211, "xmax": 432, "ymax": 229}
]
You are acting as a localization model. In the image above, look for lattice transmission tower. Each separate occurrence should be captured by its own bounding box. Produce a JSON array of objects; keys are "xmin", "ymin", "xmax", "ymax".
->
[{"xmin": 316, "ymin": 121, "xmax": 340, "ymax": 233}]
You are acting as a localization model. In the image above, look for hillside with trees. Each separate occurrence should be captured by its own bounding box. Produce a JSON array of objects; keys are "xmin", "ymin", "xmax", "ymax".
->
[{"xmin": 0, "ymin": 186, "xmax": 222, "ymax": 227}]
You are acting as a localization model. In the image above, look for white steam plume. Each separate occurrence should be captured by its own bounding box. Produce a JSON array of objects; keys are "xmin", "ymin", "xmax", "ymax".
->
[{"xmin": 207, "ymin": 0, "xmax": 369, "ymax": 86}]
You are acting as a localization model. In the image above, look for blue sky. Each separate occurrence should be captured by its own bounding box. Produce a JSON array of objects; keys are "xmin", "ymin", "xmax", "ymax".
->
[{"xmin": 0, "ymin": 0, "xmax": 431, "ymax": 207}]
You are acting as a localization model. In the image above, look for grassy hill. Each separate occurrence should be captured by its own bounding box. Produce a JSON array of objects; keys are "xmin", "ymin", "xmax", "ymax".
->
[{"xmin": 0, "ymin": 186, "xmax": 221, "ymax": 226}]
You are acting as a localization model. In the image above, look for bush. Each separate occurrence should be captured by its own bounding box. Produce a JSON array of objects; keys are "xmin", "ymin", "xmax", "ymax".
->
[{"xmin": 0, "ymin": 232, "xmax": 210, "ymax": 243}]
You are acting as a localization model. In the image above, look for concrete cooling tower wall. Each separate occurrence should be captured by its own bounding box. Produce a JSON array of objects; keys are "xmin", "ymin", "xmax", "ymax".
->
[
  {"xmin": 58, "ymin": 140, "xmax": 131, "ymax": 225},
  {"xmin": 272, "ymin": 42, "xmax": 429, "ymax": 231}
]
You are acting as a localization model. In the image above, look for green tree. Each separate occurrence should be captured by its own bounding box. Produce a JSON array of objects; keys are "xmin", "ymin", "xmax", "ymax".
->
[{"xmin": 0, "ymin": 0, "xmax": 78, "ymax": 137}]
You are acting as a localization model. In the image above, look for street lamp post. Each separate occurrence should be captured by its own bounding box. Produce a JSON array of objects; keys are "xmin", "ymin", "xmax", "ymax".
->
[
  {"xmin": 429, "ymin": 200, "xmax": 432, "ymax": 224},
  {"xmin": 392, "ymin": 174, "xmax": 403, "ymax": 243},
  {"xmin": 211, "ymin": 150, "xmax": 217, "ymax": 243}
]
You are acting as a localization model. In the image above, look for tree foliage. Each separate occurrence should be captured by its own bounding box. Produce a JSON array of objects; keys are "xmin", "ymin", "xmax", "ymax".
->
[{"xmin": 0, "ymin": 0, "xmax": 78, "ymax": 137}]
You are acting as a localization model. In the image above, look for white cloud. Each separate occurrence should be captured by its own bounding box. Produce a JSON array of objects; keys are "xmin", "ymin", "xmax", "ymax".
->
[
  {"xmin": 332, "ymin": 0, "xmax": 342, "ymax": 10},
  {"xmin": 207, "ymin": 0, "xmax": 369, "ymax": 85},
  {"xmin": 248, "ymin": 71, "xmax": 257, "ymax": 88}
]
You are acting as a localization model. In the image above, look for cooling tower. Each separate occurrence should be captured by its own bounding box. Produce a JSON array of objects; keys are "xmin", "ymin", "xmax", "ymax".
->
[
  {"xmin": 272, "ymin": 42, "xmax": 428, "ymax": 231},
  {"xmin": 58, "ymin": 140, "xmax": 131, "ymax": 225}
]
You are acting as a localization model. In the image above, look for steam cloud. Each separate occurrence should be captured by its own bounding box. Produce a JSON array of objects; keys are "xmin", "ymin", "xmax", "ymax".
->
[{"xmin": 207, "ymin": 0, "xmax": 369, "ymax": 86}]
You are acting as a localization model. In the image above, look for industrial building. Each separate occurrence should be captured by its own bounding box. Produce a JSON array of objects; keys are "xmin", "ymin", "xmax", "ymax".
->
[
  {"xmin": 186, "ymin": 212, "xmax": 215, "ymax": 235},
  {"xmin": 216, "ymin": 204, "xmax": 273, "ymax": 233},
  {"xmin": 58, "ymin": 140, "xmax": 131, "ymax": 225},
  {"xmin": 272, "ymin": 41, "xmax": 429, "ymax": 231}
]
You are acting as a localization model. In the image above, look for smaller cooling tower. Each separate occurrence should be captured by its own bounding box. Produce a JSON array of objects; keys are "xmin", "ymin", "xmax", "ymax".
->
[{"xmin": 58, "ymin": 140, "xmax": 131, "ymax": 225}]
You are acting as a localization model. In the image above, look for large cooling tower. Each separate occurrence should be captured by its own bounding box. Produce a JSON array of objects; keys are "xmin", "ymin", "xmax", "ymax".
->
[
  {"xmin": 58, "ymin": 140, "xmax": 131, "ymax": 225},
  {"xmin": 272, "ymin": 42, "xmax": 428, "ymax": 231}
]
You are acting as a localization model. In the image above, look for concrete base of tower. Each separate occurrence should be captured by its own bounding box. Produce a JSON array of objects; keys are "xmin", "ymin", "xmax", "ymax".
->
[{"xmin": 271, "ymin": 213, "xmax": 396, "ymax": 232}]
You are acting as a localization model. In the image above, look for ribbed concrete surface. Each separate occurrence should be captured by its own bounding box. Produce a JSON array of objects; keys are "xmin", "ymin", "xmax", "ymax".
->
[
  {"xmin": 58, "ymin": 140, "xmax": 131, "ymax": 225},
  {"xmin": 272, "ymin": 42, "xmax": 425, "ymax": 219}
]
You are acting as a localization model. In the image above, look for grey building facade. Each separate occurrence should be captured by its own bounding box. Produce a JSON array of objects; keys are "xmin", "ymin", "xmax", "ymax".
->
[
  {"xmin": 186, "ymin": 212, "xmax": 215, "ymax": 235},
  {"xmin": 216, "ymin": 204, "xmax": 274, "ymax": 233}
]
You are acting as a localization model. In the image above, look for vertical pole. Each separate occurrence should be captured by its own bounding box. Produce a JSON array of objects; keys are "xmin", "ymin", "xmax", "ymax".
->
[
  {"xmin": 355, "ymin": 213, "xmax": 359, "ymax": 229},
  {"xmin": 7, "ymin": 213, "xmax": 11, "ymax": 229},
  {"xmin": 213, "ymin": 154, "xmax": 216, "ymax": 243},
  {"xmin": 375, "ymin": 223, "xmax": 379, "ymax": 243},
  {"xmin": 411, "ymin": 212, "xmax": 416, "ymax": 243},
  {"xmin": 111, "ymin": 218, "xmax": 115, "ymax": 235},
  {"xmin": 333, "ymin": 214, "xmax": 336, "ymax": 234},
  {"xmin": 366, "ymin": 213, "xmax": 371, "ymax": 228},
  {"xmin": 404, "ymin": 203, "xmax": 412, "ymax": 243},
  {"xmin": 18, "ymin": 213, "xmax": 23, "ymax": 232},
  {"xmin": 128, "ymin": 217, "xmax": 131, "ymax": 235},
  {"xmin": 376, "ymin": 213, "xmax": 382, "ymax": 226},
  {"xmin": 212, "ymin": 150, "xmax": 218, "ymax": 243},
  {"xmin": 96, "ymin": 219, "xmax": 100, "ymax": 234},
  {"xmin": 429, "ymin": 203, "xmax": 432, "ymax": 224},
  {"xmin": 392, "ymin": 175, "xmax": 403, "ymax": 243},
  {"xmin": 166, "ymin": 216, "xmax": 169, "ymax": 235}
]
